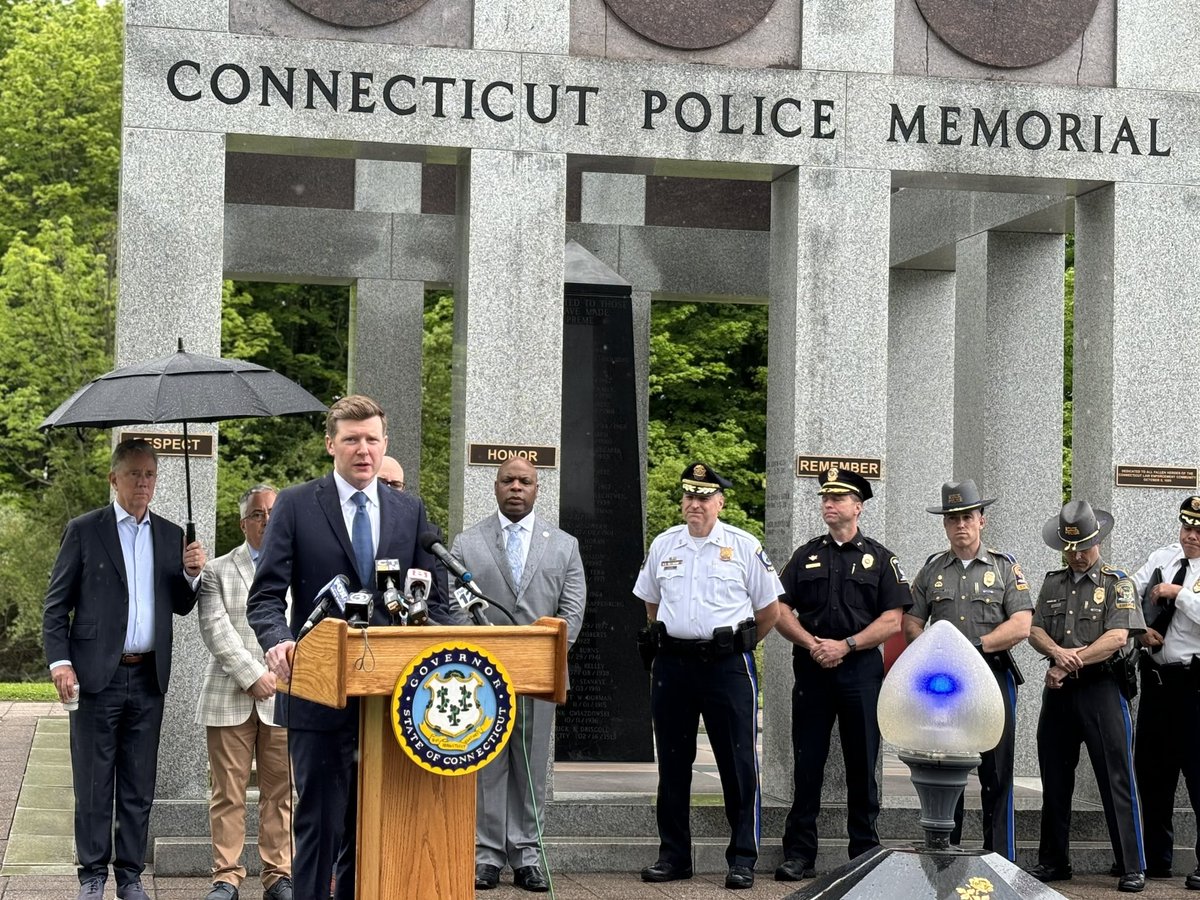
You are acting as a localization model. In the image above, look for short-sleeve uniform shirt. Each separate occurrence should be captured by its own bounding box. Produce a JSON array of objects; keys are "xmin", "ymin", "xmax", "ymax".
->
[
  {"xmin": 1032, "ymin": 561, "xmax": 1146, "ymax": 649},
  {"xmin": 909, "ymin": 548, "xmax": 1033, "ymax": 642},
  {"xmin": 634, "ymin": 520, "xmax": 783, "ymax": 640},
  {"xmin": 778, "ymin": 531, "xmax": 911, "ymax": 647}
]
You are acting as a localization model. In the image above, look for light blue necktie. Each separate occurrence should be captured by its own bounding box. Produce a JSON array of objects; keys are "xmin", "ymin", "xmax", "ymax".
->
[
  {"xmin": 505, "ymin": 523, "xmax": 523, "ymax": 587},
  {"xmin": 352, "ymin": 491, "xmax": 373, "ymax": 588}
]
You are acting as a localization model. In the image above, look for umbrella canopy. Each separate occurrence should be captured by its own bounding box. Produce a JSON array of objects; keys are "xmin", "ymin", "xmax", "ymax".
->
[
  {"xmin": 40, "ymin": 343, "xmax": 328, "ymax": 430},
  {"xmin": 39, "ymin": 340, "xmax": 328, "ymax": 540}
]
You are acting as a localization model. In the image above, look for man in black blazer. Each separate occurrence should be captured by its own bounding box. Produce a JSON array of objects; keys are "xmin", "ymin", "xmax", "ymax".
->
[
  {"xmin": 248, "ymin": 395, "xmax": 463, "ymax": 900},
  {"xmin": 43, "ymin": 439, "xmax": 206, "ymax": 900}
]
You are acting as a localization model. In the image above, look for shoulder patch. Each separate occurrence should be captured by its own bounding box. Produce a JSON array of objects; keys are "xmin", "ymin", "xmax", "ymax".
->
[
  {"xmin": 988, "ymin": 548, "xmax": 1016, "ymax": 564},
  {"xmin": 755, "ymin": 546, "xmax": 775, "ymax": 573},
  {"xmin": 1114, "ymin": 578, "xmax": 1136, "ymax": 609},
  {"xmin": 1102, "ymin": 564, "xmax": 1129, "ymax": 579},
  {"xmin": 891, "ymin": 556, "xmax": 908, "ymax": 584},
  {"xmin": 1010, "ymin": 562, "xmax": 1029, "ymax": 591}
]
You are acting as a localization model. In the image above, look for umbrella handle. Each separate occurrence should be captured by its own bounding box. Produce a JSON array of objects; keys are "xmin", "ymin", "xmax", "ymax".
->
[{"xmin": 186, "ymin": 522, "xmax": 196, "ymax": 545}]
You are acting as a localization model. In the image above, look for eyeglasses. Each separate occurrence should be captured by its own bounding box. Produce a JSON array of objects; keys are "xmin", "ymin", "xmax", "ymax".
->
[
  {"xmin": 380, "ymin": 479, "xmax": 405, "ymax": 491},
  {"xmin": 242, "ymin": 509, "xmax": 272, "ymax": 522}
]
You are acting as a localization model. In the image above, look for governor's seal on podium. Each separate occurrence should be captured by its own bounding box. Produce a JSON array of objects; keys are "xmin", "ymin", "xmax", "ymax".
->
[{"xmin": 391, "ymin": 642, "xmax": 516, "ymax": 776}]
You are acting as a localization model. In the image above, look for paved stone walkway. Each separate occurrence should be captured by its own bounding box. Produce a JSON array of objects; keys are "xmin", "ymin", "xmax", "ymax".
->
[{"xmin": 2, "ymin": 701, "xmax": 1197, "ymax": 898}]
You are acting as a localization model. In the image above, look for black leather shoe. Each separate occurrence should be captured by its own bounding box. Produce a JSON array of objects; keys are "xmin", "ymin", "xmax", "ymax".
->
[
  {"xmin": 513, "ymin": 865, "xmax": 549, "ymax": 893},
  {"xmin": 475, "ymin": 863, "xmax": 501, "ymax": 890},
  {"xmin": 77, "ymin": 879, "xmax": 105, "ymax": 900},
  {"xmin": 640, "ymin": 860, "xmax": 693, "ymax": 882},
  {"xmin": 725, "ymin": 866, "xmax": 754, "ymax": 889},
  {"xmin": 775, "ymin": 858, "xmax": 816, "ymax": 881},
  {"xmin": 206, "ymin": 883, "xmax": 239, "ymax": 900},
  {"xmin": 1025, "ymin": 863, "xmax": 1072, "ymax": 883},
  {"xmin": 1186, "ymin": 866, "xmax": 1200, "ymax": 889},
  {"xmin": 263, "ymin": 877, "xmax": 293, "ymax": 900},
  {"xmin": 1118, "ymin": 872, "xmax": 1146, "ymax": 893}
]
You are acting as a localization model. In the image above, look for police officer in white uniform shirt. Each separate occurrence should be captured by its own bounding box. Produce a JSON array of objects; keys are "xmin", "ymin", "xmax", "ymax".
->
[
  {"xmin": 634, "ymin": 462, "xmax": 781, "ymax": 891},
  {"xmin": 1129, "ymin": 495, "xmax": 1200, "ymax": 889}
]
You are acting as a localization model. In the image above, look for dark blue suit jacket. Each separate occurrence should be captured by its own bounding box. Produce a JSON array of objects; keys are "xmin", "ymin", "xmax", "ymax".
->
[
  {"xmin": 247, "ymin": 472, "xmax": 464, "ymax": 730},
  {"xmin": 42, "ymin": 504, "xmax": 197, "ymax": 694}
]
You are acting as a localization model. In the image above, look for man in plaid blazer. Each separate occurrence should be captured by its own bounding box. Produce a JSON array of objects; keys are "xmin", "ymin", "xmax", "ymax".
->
[{"xmin": 196, "ymin": 485, "xmax": 293, "ymax": 900}]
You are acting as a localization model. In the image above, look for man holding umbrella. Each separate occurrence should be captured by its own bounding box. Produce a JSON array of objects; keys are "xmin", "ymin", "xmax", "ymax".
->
[{"xmin": 43, "ymin": 438, "xmax": 207, "ymax": 900}]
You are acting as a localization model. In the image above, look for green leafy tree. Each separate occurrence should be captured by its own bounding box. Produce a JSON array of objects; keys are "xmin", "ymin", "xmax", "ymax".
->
[
  {"xmin": 646, "ymin": 301, "xmax": 768, "ymax": 541},
  {"xmin": 420, "ymin": 290, "xmax": 453, "ymax": 531},
  {"xmin": 214, "ymin": 281, "xmax": 349, "ymax": 553},
  {"xmin": 0, "ymin": 0, "xmax": 123, "ymax": 254}
]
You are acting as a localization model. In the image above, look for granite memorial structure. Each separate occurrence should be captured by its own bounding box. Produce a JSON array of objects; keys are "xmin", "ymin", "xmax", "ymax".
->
[{"xmin": 115, "ymin": 0, "xmax": 1200, "ymax": 874}]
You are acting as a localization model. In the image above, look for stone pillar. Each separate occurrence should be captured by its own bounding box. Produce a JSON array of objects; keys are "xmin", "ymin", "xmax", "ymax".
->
[
  {"xmin": 351, "ymin": 161, "xmax": 426, "ymax": 490},
  {"xmin": 953, "ymin": 231, "xmax": 1065, "ymax": 776},
  {"xmin": 450, "ymin": 150, "xmax": 567, "ymax": 536},
  {"xmin": 885, "ymin": 269, "xmax": 957, "ymax": 573},
  {"xmin": 762, "ymin": 167, "xmax": 891, "ymax": 804},
  {"xmin": 116, "ymin": 126, "xmax": 226, "ymax": 849}
]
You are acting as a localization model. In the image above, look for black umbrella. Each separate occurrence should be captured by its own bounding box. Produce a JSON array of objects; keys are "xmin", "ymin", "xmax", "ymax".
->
[{"xmin": 40, "ymin": 338, "xmax": 328, "ymax": 541}]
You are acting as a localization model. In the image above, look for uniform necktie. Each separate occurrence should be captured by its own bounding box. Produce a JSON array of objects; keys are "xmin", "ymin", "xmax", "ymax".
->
[
  {"xmin": 506, "ymin": 523, "xmax": 523, "ymax": 587},
  {"xmin": 352, "ymin": 491, "xmax": 373, "ymax": 588}
]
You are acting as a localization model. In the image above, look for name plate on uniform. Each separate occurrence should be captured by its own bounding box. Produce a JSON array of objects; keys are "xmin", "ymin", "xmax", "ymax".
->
[
  {"xmin": 1115, "ymin": 464, "xmax": 1198, "ymax": 489},
  {"xmin": 468, "ymin": 443, "xmax": 558, "ymax": 468},
  {"xmin": 795, "ymin": 455, "xmax": 882, "ymax": 480},
  {"xmin": 119, "ymin": 430, "xmax": 214, "ymax": 457}
]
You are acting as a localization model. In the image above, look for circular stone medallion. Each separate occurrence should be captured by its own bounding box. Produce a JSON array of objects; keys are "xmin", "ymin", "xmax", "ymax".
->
[
  {"xmin": 603, "ymin": 0, "xmax": 777, "ymax": 50},
  {"xmin": 286, "ymin": 0, "xmax": 431, "ymax": 28},
  {"xmin": 914, "ymin": 0, "xmax": 1100, "ymax": 69}
]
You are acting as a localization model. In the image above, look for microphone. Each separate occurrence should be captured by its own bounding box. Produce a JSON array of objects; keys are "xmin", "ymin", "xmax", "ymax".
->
[
  {"xmin": 403, "ymin": 568, "xmax": 432, "ymax": 626},
  {"xmin": 345, "ymin": 591, "xmax": 374, "ymax": 629},
  {"xmin": 454, "ymin": 585, "xmax": 492, "ymax": 626},
  {"xmin": 420, "ymin": 532, "xmax": 487, "ymax": 600},
  {"xmin": 376, "ymin": 559, "xmax": 403, "ymax": 622},
  {"xmin": 296, "ymin": 574, "xmax": 351, "ymax": 640}
]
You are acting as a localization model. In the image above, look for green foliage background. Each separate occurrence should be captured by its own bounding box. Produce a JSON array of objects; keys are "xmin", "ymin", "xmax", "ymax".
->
[{"xmin": 0, "ymin": 0, "xmax": 1075, "ymax": 680}]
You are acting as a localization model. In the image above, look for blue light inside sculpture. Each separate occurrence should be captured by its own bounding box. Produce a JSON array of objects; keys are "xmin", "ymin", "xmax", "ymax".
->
[
  {"xmin": 923, "ymin": 673, "xmax": 957, "ymax": 696},
  {"xmin": 879, "ymin": 620, "xmax": 1004, "ymax": 755}
]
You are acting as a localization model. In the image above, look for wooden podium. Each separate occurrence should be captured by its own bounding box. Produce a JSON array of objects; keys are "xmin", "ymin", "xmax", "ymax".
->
[{"xmin": 285, "ymin": 617, "xmax": 569, "ymax": 899}]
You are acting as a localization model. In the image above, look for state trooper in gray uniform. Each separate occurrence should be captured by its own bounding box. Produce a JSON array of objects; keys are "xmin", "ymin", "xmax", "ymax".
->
[
  {"xmin": 1026, "ymin": 500, "xmax": 1147, "ymax": 894},
  {"xmin": 634, "ymin": 462, "xmax": 782, "ymax": 891},
  {"xmin": 904, "ymin": 479, "xmax": 1032, "ymax": 861}
]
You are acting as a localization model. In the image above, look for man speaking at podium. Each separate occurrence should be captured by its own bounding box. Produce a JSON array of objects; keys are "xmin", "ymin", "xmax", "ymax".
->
[
  {"xmin": 248, "ymin": 395, "xmax": 462, "ymax": 900},
  {"xmin": 451, "ymin": 456, "xmax": 587, "ymax": 892}
]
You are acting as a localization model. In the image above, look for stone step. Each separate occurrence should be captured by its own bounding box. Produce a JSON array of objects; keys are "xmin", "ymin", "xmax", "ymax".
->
[{"xmin": 152, "ymin": 834, "xmax": 1200, "ymax": 877}]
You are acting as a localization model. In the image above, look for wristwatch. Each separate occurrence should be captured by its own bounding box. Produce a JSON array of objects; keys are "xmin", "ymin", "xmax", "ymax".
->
[{"xmin": 845, "ymin": 636, "xmax": 858, "ymax": 652}]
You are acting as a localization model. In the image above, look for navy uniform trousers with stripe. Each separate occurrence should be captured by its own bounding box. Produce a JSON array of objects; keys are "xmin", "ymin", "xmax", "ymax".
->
[
  {"xmin": 951, "ymin": 667, "xmax": 1018, "ymax": 859},
  {"xmin": 1036, "ymin": 674, "xmax": 1145, "ymax": 874},
  {"xmin": 650, "ymin": 649, "xmax": 761, "ymax": 870}
]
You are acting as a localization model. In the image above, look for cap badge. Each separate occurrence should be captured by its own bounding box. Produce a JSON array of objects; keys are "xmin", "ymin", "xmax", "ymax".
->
[
  {"xmin": 827, "ymin": 466, "xmax": 840, "ymax": 482},
  {"xmin": 1064, "ymin": 525, "xmax": 1080, "ymax": 536},
  {"xmin": 1192, "ymin": 497, "xmax": 1200, "ymax": 511},
  {"xmin": 948, "ymin": 493, "xmax": 962, "ymax": 503},
  {"xmin": 693, "ymin": 464, "xmax": 707, "ymax": 479}
]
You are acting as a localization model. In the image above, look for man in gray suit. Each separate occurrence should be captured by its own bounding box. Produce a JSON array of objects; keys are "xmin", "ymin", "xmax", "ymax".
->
[
  {"xmin": 195, "ymin": 484, "xmax": 292, "ymax": 900},
  {"xmin": 452, "ymin": 457, "xmax": 586, "ymax": 893}
]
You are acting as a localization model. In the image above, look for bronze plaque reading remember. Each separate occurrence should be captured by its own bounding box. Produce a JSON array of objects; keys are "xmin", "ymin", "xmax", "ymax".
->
[
  {"xmin": 468, "ymin": 443, "xmax": 558, "ymax": 468},
  {"xmin": 1115, "ymin": 465, "xmax": 1198, "ymax": 489},
  {"xmin": 120, "ymin": 431, "xmax": 214, "ymax": 458},
  {"xmin": 796, "ymin": 455, "xmax": 882, "ymax": 480}
]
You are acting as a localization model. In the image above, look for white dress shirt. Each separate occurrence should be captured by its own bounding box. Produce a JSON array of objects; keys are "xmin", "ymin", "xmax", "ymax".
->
[{"xmin": 1131, "ymin": 543, "xmax": 1200, "ymax": 664}]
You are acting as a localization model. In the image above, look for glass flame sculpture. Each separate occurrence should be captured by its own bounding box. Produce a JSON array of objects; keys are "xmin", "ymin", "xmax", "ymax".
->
[
  {"xmin": 879, "ymin": 619, "xmax": 1005, "ymax": 756},
  {"xmin": 878, "ymin": 619, "xmax": 1006, "ymax": 850}
]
